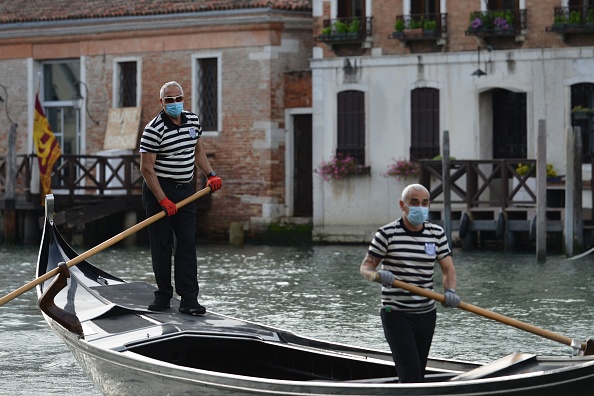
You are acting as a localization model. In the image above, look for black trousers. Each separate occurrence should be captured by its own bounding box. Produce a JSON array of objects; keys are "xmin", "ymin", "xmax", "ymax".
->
[
  {"xmin": 142, "ymin": 179, "xmax": 198, "ymax": 302},
  {"xmin": 381, "ymin": 307, "xmax": 437, "ymax": 383}
]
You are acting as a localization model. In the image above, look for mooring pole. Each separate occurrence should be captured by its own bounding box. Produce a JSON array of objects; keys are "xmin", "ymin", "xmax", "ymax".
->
[
  {"xmin": 536, "ymin": 120, "xmax": 547, "ymax": 262},
  {"xmin": 574, "ymin": 126, "xmax": 583, "ymax": 251},
  {"xmin": 442, "ymin": 131, "xmax": 451, "ymax": 244},
  {"xmin": 565, "ymin": 127, "xmax": 575, "ymax": 256},
  {"xmin": 4, "ymin": 123, "xmax": 17, "ymax": 244}
]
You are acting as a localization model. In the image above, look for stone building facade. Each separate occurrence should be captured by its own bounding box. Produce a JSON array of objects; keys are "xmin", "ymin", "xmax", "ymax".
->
[{"xmin": 311, "ymin": 0, "xmax": 594, "ymax": 242}]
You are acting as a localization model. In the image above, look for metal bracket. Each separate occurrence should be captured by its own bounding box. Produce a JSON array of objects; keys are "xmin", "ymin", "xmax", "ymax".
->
[
  {"xmin": 570, "ymin": 338, "xmax": 582, "ymax": 356},
  {"xmin": 45, "ymin": 194, "xmax": 54, "ymax": 225}
]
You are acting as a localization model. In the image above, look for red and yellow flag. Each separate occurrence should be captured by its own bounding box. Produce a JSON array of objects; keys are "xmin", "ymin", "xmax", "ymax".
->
[{"xmin": 33, "ymin": 93, "xmax": 61, "ymax": 203}]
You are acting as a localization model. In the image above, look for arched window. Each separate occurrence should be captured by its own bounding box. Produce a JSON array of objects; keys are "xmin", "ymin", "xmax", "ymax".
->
[
  {"xmin": 410, "ymin": 88, "xmax": 439, "ymax": 160},
  {"xmin": 337, "ymin": 90, "xmax": 365, "ymax": 164}
]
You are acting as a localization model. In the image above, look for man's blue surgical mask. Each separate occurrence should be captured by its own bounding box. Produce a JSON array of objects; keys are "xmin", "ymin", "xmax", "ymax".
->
[
  {"xmin": 405, "ymin": 205, "xmax": 429, "ymax": 226},
  {"xmin": 165, "ymin": 102, "xmax": 183, "ymax": 117}
]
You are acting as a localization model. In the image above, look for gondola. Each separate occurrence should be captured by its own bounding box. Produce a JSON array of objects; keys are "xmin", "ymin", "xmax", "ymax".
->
[{"xmin": 35, "ymin": 194, "xmax": 594, "ymax": 395}]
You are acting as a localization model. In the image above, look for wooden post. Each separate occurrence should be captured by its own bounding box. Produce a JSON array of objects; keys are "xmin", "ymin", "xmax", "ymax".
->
[
  {"xmin": 4, "ymin": 123, "xmax": 17, "ymax": 244},
  {"xmin": 574, "ymin": 126, "xmax": 583, "ymax": 251},
  {"xmin": 442, "ymin": 131, "xmax": 451, "ymax": 244},
  {"xmin": 565, "ymin": 127, "xmax": 575, "ymax": 256},
  {"xmin": 536, "ymin": 120, "xmax": 546, "ymax": 262}
]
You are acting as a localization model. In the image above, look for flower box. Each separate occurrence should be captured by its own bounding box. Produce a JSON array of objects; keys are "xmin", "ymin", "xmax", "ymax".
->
[{"xmin": 573, "ymin": 111, "xmax": 590, "ymax": 120}]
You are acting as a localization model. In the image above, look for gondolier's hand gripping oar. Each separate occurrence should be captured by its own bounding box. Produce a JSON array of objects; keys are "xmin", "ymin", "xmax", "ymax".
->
[
  {"xmin": 370, "ymin": 271, "xmax": 590, "ymax": 355},
  {"xmin": 0, "ymin": 186, "xmax": 213, "ymax": 308}
]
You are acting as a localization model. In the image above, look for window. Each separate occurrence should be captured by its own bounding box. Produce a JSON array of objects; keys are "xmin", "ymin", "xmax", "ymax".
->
[
  {"xmin": 192, "ymin": 56, "xmax": 220, "ymax": 133},
  {"xmin": 404, "ymin": 0, "xmax": 442, "ymax": 34},
  {"xmin": 338, "ymin": 0, "xmax": 365, "ymax": 18},
  {"xmin": 114, "ymin": 58, "xmax": 140, "ymax": 108},
  {"xmin": 571, "ymin": 83, "xmax": 594, "ymax": 163},
  {"xmin": 337, "ymin": 90, "xmax": 365, "ymax": 164},
  {"xmin": 41, "ymin": 60, "xmax": 81, "ymax": 156},
  {"xmin": 567, "ymin": 0, "xmax": 594, "ymax": 17},
  {"xmin": 492, "ymin": 89, "xmax": 527, "ymax": 159},
  {"xmin": 569, "ymin": 0, "xmax": 594, "ymax": 6},
  {"xmin": 410, "ymin": 88, "xmax": 439, "ymax": 161},
  {"xmin": 410, "ymin": 0, "xmax": 439, "ymax": 16},
  {"xmin": 487, "ymin": 0, "xmax": 516, "ymax": 10},
  {"xmin": 117, "ymin": 62, "xmax": 137, "ymax": 107}
]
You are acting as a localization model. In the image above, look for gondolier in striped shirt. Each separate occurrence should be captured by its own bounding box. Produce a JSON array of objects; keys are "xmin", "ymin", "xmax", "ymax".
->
[
  {"xmin": 360, "ymin": 183, "xmax": 459, "ymax": 383},
  {"xmin": 140, "ymin": 81, "xmax": 222, "ymax": 315}
]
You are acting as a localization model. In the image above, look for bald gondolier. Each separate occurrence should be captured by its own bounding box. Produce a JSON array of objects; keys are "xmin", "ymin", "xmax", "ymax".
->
[{"xmin": 140, "ymin": 81, "xmax": 222, "ymax": 315}]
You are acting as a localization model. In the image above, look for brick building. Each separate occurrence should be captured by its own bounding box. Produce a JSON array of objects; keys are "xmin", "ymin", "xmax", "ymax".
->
[{"xmin": 0, "ymin": 0, "xmax": 313, "ymax": 242}]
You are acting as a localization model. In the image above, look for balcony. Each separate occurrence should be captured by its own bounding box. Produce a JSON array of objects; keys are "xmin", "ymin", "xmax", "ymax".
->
[
  {"xmin": 390, "ymin": 13, "xmax": 447, "ymax": 44},
  {"xmin": 316, "ymin": 17, "xmax": 373, "ymax": 46},
  {"xmin": 546, "ymin": 6, "xmax": 594, "ymax": 35},
  {"xmin": 465, "ymin": 9, "xmax": 526, "ymax": 40}
]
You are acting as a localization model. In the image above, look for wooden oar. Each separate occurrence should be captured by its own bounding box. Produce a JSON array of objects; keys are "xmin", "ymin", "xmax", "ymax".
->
[
  {"xmin": 0, "ymin": 186, "xmax": 212, "ymax": 308},
  {"xmin": 371, "ymin": 272, "xmax": 587, "ymax": 352}
]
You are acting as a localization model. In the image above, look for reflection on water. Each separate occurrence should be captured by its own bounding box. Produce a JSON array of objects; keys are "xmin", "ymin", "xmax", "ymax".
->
[{"xmin": 1, "ymin": 244, "xmax": 594, "ymax": 395}]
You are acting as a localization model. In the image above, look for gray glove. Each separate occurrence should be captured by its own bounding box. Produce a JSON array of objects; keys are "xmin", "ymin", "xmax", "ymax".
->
[
  {"xmin": 442, "ymin": 289, "xmax": 460, "ymax": 308},
  {"xmin": 377, "ymin": 270, "xmax": 395, "ymax": 288}
]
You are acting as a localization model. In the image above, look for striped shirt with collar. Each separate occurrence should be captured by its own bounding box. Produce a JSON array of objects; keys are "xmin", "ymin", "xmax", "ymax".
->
[
  {"xmin": 139, "ymin": 110, "xmax": 202, "ymax": 183},
  {"xmin": 368, "ymin": 218, "xmax": 452, "ymax": 314}
]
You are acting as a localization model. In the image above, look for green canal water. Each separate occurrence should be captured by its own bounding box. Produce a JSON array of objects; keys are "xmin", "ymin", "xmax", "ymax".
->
[{"xmin": 1, "ymin": 244, "xmax": 593, "ymax": 395}]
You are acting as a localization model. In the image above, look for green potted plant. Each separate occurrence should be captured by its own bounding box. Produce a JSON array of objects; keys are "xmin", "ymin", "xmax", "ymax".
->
[
  {"xmin": 393, "ymin": 18, "xmax": 405, "ymax": 36},
  {"xmin": 587, "ymin": 9, "xmax": 594, "ymax": 26},
  {"xmin": 572, "ymin": 105, "xmax": 593, "ymax": 120},
  {"xmin": 332, "ymin": 20, "xmax": 349, "ymax": 34},
  {"xmin": 347, "ymin": 18, "xmax": 360, "ymax": 34},
  {"xmin": 568, "ymin": 10, "xmax": 581, "ymax": 27},
  {"xmin": 423, "ymin": 18, "xmax": 437, "ymax": 35},
  {"xmin": 516, "ymin": 163, "xmax": 557, "ymax": 178},
  {"xmin": 514, "ymin": 163, "xmax": 558, "ymax": 200}
]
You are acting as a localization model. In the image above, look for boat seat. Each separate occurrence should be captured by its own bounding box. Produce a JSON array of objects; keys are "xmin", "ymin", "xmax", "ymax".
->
[{"xmin": 449, "ymin": 353, "xmax": 536, "ymax": 381}]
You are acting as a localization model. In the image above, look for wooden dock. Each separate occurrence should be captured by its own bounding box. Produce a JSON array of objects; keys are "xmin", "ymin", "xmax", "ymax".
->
[
  {"xmin": 0, "ymin": 154, "xmax": 210, "ymax": 244},
  {"xmin": 1, "ymin": 154, "xmax": 592, "ymax": 250},
  {"xmin": 418, "ymin": 159, "xmax": 592, "ymax": 252}
]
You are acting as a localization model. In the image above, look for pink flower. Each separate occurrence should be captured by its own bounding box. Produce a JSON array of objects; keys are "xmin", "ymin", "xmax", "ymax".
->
[
  {"xmin": 383, "ymin": 159, "xmax": 419, "ymax": 181},
  {"xmin": 315, "ymin": 154, "xmax": 358, "ymax": 181}
]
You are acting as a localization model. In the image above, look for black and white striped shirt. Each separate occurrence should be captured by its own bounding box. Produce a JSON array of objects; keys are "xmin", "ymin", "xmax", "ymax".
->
[
  {"xmin": 368, "ymin": 219, "xmax": 452, "ymax": 314},
  {"xmin": 139, "ymin": 110, "xmax": 202, "ymax": 183}
]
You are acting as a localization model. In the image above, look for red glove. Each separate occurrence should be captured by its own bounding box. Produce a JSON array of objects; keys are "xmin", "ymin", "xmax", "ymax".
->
[
  {"xmin": 207, "ymin": 175, "xmax": 222, "ymax": 192},
  {"xmin": 159, "ymin": 197, "xmax": 177, "ymax": 217}
]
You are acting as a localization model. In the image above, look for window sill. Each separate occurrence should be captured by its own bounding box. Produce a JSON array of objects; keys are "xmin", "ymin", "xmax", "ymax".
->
[
  {"xmin": 353, "ymin": 165, "xmax": 371, "ymax": 176},
  {"xmin": 316, "ymin": 33, "xmax": 365, "ymax": 44}
]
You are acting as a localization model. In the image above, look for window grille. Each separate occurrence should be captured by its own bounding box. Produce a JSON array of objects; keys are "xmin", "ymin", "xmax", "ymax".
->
[
  {"xmin": 196, "ymin": 58, "xmax": 218, "ymax": 131},
  {"xmin": 337, "ymin": 90, "xmax": 365, "ymax": 164},
  {"xmin": 410, "ymin": 88, "xmax": 440, "ymax": 161},
  {"xmin": 118, "ymin": 62, "xmax": 137, "ymax": 107}
]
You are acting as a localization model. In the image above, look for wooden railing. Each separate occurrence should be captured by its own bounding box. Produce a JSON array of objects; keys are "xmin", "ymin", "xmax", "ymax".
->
[
  {"xmin": 0, "ymin": 154, "xmax": 143, "ymax": 199},
  {"xmin": 418, "ymin": 159, "xmax": 544, "ymax": 208},
  {"xmin": 0, "ymin": 155, "xmax": 560, "ymax": 210}
]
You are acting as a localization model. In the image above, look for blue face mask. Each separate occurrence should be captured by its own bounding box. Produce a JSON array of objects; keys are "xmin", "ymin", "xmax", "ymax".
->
[
  {"xmin": 165, "ymin": 102, "xmax": 183, "ymax": 117},
  {"xmin": 405, "ymin": 205, "xmax": 429, "ymax": 226}
]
